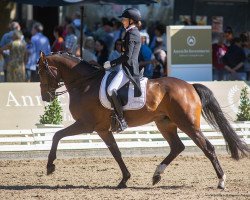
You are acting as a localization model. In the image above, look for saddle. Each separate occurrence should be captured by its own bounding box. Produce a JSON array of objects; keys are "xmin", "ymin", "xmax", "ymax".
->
[{"xmin": 99, "ymin": 71, "xmax": 148, "ymax": 110}]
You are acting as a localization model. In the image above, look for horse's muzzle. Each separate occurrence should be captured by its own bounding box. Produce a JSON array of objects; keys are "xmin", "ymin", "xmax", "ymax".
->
[{"xmin": 42, "ymin": 92, "xmax": 54, "ymax": 102}]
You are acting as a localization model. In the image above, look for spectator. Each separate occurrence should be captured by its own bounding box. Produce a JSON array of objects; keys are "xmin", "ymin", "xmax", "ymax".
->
[
  {"xmin": 212, "ymin": 33, "xmax": 228, "ymax": 81},
  {"xmin": 0, "ymin": 30, "xmax": 26, "ymax": 82},
  {"xmin": 65, "ymin": 24, "xmax": 78, "ymax": 54},
  {"xmin": 95, "ymin": 39, "xmax": 109, "ymax": 66},
  {"xmin": 0, "ymin": 21, "xmax": 22, "ymax": 81},
  {"xmin": 224, "ymin": 26, "xmax": 234, "ymax": 46},
  {"xmin": 111, "ymin": 19, "xmax": 124, "ymax": 43},
  {"xmin": 23, "ymin": 31, "xmax": 36, "ymax": 82},
  {"xmin": 76, "ymin": 36, "xmax": 97, "ymax": 62},
  {"xmin": 100, "ymin": 20, "xmax": 114, "ymax": 53},
  {"xmin": 30, "ymin": 22, "xmax": 51, "ymax": 81},
  {"xmin": 223, "ymin": 37, "xmax": 246, "ymax": 80},
  {"xmin": 0, "ymin": 21, "xmax": 21, "ymax": 47},
  {"xmin": 150, "ymin": 24, "xmax": 167, "ymax": 52},
  {"xmin": 62, "ymin": 16, "xmax": 72, "ymax": 38},
  {"xmin": 51, "ymin": 26, "xmax": 65, "ymax": 52},
  {"xmin": 108, "ymin": 39, "xmax": 122, "ymax": 71},
  {"xmin": 139, "ymin": 20, "xmax": 150, "ymax": 45},
  {"xmin": 139, "ymin": 32, "xmax": 154, "ymax": 78},
  {"xmin": 241, "ymin": 32, "xmax": 250, "ymax": 80}
]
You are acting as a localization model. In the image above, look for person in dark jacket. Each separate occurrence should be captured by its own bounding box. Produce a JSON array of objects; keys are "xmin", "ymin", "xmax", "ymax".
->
[{"xmin": 103, "ymin": 8, "xmax": 142, "ymax": 132}]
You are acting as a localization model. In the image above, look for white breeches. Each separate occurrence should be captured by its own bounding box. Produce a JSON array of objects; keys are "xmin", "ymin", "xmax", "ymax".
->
[{"xmin": 107, "ymin": 69, "xmax": 129, "ymax": 96}]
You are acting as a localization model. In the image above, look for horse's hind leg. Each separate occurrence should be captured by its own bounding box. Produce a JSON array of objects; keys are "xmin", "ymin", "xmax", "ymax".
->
[
  {"xmin": 98, "ymin": 130, "xmax": 130, "ymax": 188},
  {"xmin": 152, "ymin": 119, "xmax": 185, "ymax": 185},
  {"xmin": 188, "ymin": 130, "xmax": 226, "ymax": 189}
]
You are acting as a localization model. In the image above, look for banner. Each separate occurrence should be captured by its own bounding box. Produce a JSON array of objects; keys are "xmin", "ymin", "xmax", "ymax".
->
[{"xmin": 167, "ymin": 25, "xmax": 212, "ymax": 81}]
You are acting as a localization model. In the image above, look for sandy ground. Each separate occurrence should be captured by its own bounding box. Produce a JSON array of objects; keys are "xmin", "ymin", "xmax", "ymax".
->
[{"xmin": 0, "ymin": 152, "xmax": 249, "ymax": 200}]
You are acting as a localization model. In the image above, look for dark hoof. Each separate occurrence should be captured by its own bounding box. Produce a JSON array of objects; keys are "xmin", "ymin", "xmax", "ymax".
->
[
  {"xmin": 117, "ymin": 181, "xmax": 127, "ymax": 189},
  {"xmin": 47, "ymin": 164, "xmax": 55, "ymax": 175},
  {"xmin": 152, "ymin": 175, "xmax": 161, "ymax": 185},
  {"xmin": 217, "ymin": 185, "xmax": 225, "ymax": 190}
]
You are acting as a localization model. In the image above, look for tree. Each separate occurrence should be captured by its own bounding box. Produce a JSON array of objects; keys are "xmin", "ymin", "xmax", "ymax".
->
[
  {"xmin": 236, "ymin": 86, "xmax": 250, "ymax": 121},
  {"xmin": 39, "ymin": 97, "xmax": 63, "ymax": 125}
]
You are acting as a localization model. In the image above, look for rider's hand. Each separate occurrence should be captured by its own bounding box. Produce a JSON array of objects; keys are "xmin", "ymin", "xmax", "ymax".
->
[{"xmin": 104, "ymin": 61, "xmax": 111, "ymax": 69}]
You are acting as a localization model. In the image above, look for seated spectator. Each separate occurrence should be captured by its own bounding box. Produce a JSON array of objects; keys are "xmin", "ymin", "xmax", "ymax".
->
[
  {"xmin": 76, "ymin": 36, "xmax": 97, "ymax": 62},
  {"xmin": 95, "ymin": 39, "xmax": 109, "ymax": 66},
  {"xmin": 139, "ymin": 32, "xmax": 154, "ymax": 78},
  {"xmin": 108, "ymin": 39, "xmax": 122, "ymax": 72}
]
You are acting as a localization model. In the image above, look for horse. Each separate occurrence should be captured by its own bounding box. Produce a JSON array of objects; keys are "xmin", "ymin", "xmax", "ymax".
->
[{"xmin": 38, "ymin": 51, "xmax": 249, "ymax": 189}]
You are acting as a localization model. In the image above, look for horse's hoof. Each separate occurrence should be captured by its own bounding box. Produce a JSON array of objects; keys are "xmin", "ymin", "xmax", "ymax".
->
[
  {"xmin": 117, "ymin": 182, "xmax": 127, "ymax": 189},
  {"xmin": 217, "ymin": 185, "xmax": 225, "ymax": 190},
  {"xmin": 152, "ymin": 175, "xmax": 161, "ymax": 185},
  {"xmin": 47, "ymin": 164, "xmax": 55, "ymax": 175}
]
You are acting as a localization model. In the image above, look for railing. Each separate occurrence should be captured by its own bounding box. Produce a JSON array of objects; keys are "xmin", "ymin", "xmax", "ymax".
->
[{"xmin": 0, "ymin": 123, "xmax": 250, "ymax": 152}]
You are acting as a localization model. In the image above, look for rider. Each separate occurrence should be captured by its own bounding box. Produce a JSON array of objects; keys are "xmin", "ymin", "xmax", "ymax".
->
[{"xmin": 103, "ymin": 8, "xmax": 142, "ymax": 132}]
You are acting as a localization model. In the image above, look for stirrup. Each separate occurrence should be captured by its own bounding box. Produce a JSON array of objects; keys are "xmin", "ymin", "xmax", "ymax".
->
[
  {"xmin": 110, "ymin": 112, "xmax": 127, "ymax": 133},
  {"xmin": 117, "ymin": 118, "xmax": 128, "ymax": 132}
]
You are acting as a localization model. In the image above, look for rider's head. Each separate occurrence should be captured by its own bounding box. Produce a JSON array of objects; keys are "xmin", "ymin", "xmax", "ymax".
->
[{"xmin": 119, "ymin": 8, "xmax": 142, "ymax": 29}]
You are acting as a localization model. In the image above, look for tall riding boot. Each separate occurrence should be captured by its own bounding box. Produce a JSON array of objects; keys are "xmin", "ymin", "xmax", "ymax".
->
[{"xmin": 110, "ymin": 90, "xmax": 128, "ymax": 132}]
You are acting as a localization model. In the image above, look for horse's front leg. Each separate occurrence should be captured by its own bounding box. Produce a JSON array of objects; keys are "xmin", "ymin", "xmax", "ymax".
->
[
  {"xmin": 47, "ymin": 120, "xmax": 92, "ymax": 175},
  {"xmin": 98, "ymin": 131, "xmax": 131, "ymax": 188}
]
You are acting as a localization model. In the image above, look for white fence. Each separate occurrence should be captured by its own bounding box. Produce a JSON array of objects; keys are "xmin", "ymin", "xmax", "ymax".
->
[{"xmin": 0, "ymin": 123, "xmax": 250, "ymax": 152}]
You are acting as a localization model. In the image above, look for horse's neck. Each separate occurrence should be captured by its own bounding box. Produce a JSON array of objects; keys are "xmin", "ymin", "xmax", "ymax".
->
[{"xmin": 56, "ymin": 56, "xmax": 104, "ymax": 92}]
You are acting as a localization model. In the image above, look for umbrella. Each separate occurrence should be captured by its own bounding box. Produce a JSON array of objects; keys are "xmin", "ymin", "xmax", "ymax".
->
[
  {"xmin": 7, "ymin": 0, "xmax": 157, "ymax": 57},
  {"xmin": 8, "ymin": 0, "xmax": 157, "ymax": 6}
]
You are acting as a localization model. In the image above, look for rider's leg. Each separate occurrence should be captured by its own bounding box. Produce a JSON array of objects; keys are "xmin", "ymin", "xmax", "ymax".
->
[{"xmin": 107, "ymin": 69, "xmax": 129, "ymax": 132}]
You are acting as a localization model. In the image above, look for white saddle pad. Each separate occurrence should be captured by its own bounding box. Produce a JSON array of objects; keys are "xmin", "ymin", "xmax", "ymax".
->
[{"xmin": 99, "ymin": 71, "xmax": 148, "ymax": 110}]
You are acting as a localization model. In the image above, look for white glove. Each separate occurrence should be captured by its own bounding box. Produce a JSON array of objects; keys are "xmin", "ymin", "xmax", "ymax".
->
[{"xmin": 103, "ymin": 61, "xmax": 111, "ymax": 69}]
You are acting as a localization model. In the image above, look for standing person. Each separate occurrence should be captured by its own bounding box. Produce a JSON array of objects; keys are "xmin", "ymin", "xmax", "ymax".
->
[
  {"xmin": 0, "ymin": 30, "xmax": 26, "ymax": 82},
  {"xmin": 31, "ymin": 22, "xmax": 51, "ymax": 81},
  {"xmin": 51, "ymin": 26, "xmax": 64, "ymax": 52},
  {"xmin": 0, "ymin": 21, "xmax": 22, "ymax": 81},
  {"xmin": 23, "ymin": 31, "xmax": 36, "ymax": 82},
  {"xmin": 64, "ymin": 24, "xmax": 78, "ymax": 54},
  {"xmin": 103, "ymin": 8, "xmax": 142, "ymax": 132},
  {"xmin": 223, "ymin": 37, "xmax": 246, "ymax": 80},
  {"xmin": 212, "ymin": 33, "xmax": 228, "ymax": 81}
]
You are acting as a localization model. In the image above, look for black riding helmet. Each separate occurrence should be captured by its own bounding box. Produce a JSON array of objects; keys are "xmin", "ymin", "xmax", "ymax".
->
[{"xmin": 119, "ymin": 8, "xmax": 141, "ymax": 22}]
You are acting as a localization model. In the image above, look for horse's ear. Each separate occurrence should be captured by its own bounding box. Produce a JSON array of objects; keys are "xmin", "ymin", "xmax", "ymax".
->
[{"xmin": 40, "ymin": 51, "xmax": 46, "ymax": 61}]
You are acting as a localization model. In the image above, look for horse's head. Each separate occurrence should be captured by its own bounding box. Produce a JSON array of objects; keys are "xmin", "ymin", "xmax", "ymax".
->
[{"xmin": 38, "ymin": 52, "xmax": 61, "ymax": 102}]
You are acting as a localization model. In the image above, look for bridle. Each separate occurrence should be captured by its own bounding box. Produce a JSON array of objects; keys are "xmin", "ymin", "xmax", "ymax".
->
[
  {"xmin": 38, "ymin": 56, "xmax": 67, "ymax": 99},
  {"xmin": 38, "ymin": 53, "xmax": 105, "ymax": 99}
]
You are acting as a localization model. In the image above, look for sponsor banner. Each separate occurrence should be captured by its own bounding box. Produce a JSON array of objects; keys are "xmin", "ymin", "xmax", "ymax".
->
[
  {"xmin": 0, "ymin": 82, "xmax": 249, "ymax": 129},
  {"xmin": 167, "ymin": 26, "xmax": 212, "ymax": 81},
  {"xmin": 0, "ymin": 83, "xmax": 73, "ymax": 130}
]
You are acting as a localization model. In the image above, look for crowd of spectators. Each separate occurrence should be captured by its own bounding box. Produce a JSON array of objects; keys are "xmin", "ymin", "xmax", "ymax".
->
[
  {"xmin": 0, "ymin": 12, "xmax": 249, "ymax": 83},
  {"xmin": 212, "ymin": 26, "xmax": 250, "ymax": 81},
  {"xmin": 0, "ymin": 12, "xmax": 167, "ymax": 82}
]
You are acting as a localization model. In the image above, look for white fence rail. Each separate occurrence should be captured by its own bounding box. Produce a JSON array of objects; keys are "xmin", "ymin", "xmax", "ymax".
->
[{"xmin": 0, "ymin": 123, "xmax": 250, "ymax": 152}]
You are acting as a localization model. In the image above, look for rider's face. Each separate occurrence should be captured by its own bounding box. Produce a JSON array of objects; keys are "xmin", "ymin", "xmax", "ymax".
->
[{"xmin": 121, "ymin": 18, "xmax": 129, "ymax": 29}]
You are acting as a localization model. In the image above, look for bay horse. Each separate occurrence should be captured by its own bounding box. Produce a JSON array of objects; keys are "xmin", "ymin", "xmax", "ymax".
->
[{"xmin": 38, "ymin": 51, "xmax": 249, "ymax": 189}]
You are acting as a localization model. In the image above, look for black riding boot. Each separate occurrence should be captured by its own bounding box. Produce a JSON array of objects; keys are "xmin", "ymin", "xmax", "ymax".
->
[{"xmin": 110, "ymin": 90, "xmax": 128, "ymax": 132}]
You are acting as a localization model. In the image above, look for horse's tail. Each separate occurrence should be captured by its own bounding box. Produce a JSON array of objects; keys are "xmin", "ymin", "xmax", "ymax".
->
[{"xmin": 192, "ymin": 83, "xmax": 250, "ymax": 160}]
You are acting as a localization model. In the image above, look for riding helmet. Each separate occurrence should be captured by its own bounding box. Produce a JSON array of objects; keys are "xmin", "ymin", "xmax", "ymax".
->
[{"xmin": 119, "ymin": 8, "xmax": 141, "ymax": 22}]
